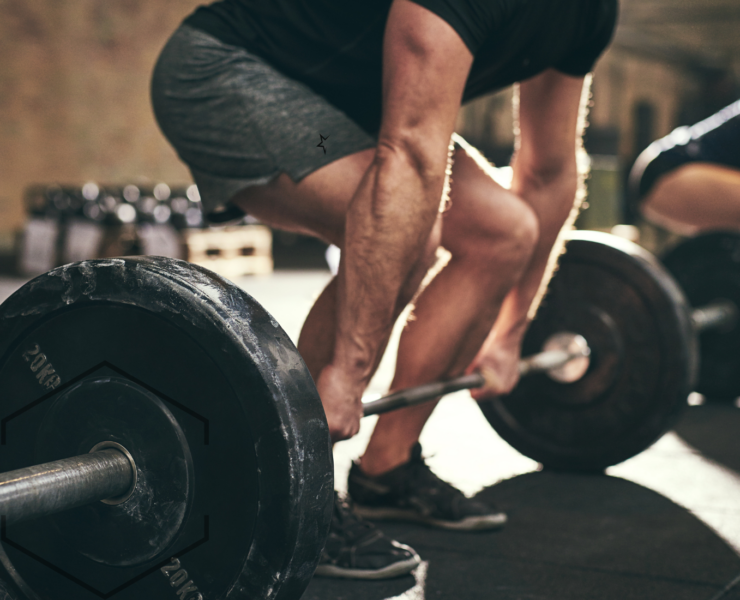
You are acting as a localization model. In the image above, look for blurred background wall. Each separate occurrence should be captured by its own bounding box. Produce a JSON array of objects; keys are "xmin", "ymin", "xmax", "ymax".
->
[
  {"xmin": 1, "ymin": 0, "xmax": 740, "ymax": 267},
  {"xmin": 0, "ymin": 0, "xmax": 201, "ymax": 246}
]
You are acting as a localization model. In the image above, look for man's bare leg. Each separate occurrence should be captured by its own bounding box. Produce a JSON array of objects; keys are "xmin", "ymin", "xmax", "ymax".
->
[
  {"xmin": 641, "ymin": 162, "xmax": 740, "ymax": 236},
  {"xmin": 297, "ymin": 224, "xmax": 441, "ymax": 380},
  {"xmin": 360, "ymin": 147, "xmax": 539, "ymax": 474},
  {"xmin": 230, "ymin": 149, "xmax": 375, "ymax": 245},
  {"xmin": 359, "ymin": 72, "xmax": 588, "ymax": 474},
  {"xmin": 231, "ymin": 145, "xmax": 439, "ymax": 571},
  {"xmin": 229, "ymin": 147, "xmax": 442, "ymax": 422}
]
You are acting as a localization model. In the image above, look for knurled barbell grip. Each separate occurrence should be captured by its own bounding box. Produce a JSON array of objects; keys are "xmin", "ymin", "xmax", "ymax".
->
[
  {"xmin": 0, "ymin": 449, "xmax": 134, "ymax": 526},
  {"xmin": 363, "ymin": 373, "xmax": 485, "ymax": 416},
  {"xmin": 362, "ymin": 341, "xmax": 589, "ymax": 417}
]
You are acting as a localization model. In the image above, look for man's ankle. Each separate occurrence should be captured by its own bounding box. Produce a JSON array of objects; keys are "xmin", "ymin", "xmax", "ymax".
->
[
  {"xmin": 349, "ymin": 444, "xmax": 507, "ymax": 531},
  {"xmin": 359, "ymin": 446, "xmax": 415, "ymax": 477}
]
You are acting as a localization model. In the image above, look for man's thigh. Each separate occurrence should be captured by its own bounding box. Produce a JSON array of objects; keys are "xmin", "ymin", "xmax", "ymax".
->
[
  {"xmin": 233, "ymin": 139, "xmax": 530, "ymax": 255},
  {"xmin": 230, "ymin": 148, "xmax": 376, "ymax": 247}
]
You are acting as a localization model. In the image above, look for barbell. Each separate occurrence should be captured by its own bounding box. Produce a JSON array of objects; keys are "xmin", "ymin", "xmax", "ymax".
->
[
  {"xmin": 661, "ymin": 231, "xmax": 740, "ymax": 401},
  {"xmin": 0, "ymin": 333, "xmax": 592, "ymax": 524},
  {"xmin": 0, "ymin": 230, "xmax": 736, "ymax": 599},
  {"xmin": 364, "ymin": 298, "xmax": 734, "ymax": 417},
  {"xmin": 0, "ymin": 333, "xmax": 588, "ymax": 529}
]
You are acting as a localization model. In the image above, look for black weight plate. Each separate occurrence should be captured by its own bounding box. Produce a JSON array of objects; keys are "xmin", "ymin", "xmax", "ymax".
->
[
  {"xmin": 480, "ymin": 231, "xmax": 696, "ymax": 471},
  {"xmin": 36, "ymin": 372, "xmax": 194, "ymax": 568},
  {"xmin": 662, "ymin": 231, "xmax": 740, "ymax": 400},
  {"xmin": 0, "ymin": 257, "xmax": 333, "ymax": 600}
]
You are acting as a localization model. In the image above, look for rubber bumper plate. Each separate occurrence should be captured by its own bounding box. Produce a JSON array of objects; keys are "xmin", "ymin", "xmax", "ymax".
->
[
  {"xmin": 0, "ymin": 257, "xmax": 332, "ymax": 600},
  {"xmin": 480, "ymin": 231, "xmax": 696, "ymax": 471},
  {"xmin": 662, "ymin": 231, "xmax": 740, "ymax": 401}
]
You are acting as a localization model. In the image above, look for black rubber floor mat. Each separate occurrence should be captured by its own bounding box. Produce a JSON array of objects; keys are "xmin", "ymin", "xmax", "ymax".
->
[
  {"xmin": 304, "ymin": 472, "xmax": 740, "ymax": 599},
  {"xmin": 675, "ymin": 404, "xmax": 740, "ymax": 475}
]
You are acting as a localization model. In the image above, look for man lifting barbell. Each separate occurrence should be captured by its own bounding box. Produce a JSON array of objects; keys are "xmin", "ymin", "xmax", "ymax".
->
[
  {"xmin": 151, "ymin": 0, "xmax": 617, "ymax": 580},
  {"xmin": 0, "ymin": 230, "xmax": 728, "ymax": 598}
]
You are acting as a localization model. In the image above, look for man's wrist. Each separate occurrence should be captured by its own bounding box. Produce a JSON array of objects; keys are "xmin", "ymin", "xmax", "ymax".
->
[
  {"xmin": 494, "ymin": 316, "xmax": 529, "ymax": 348},
  {"xmin": 328, "ymin": 351, "xmax": 374, "ymax": 388}
]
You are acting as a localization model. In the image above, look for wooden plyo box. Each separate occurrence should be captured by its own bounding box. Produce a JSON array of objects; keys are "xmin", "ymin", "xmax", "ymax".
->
[{"xmin": 184, "ymin": 225, "xmax": 273, "ymax": 278}]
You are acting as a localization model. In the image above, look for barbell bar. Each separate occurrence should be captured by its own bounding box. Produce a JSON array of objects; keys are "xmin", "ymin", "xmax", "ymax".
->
[
  {"xmin": 0, "ymin": 289, "xmax": 732, "ymax": 584},
  {"xmin": 363, "ymin": 332, "xmax": 591, "ymax": 416},
  {"xmin": 0, "ymin": 333, "xmax": 589, "ymax": 525},
  {"xmin": 0, "ymin": 446, "xmax": 135, "ymax": 526},
  {"xmin": 364, "ymin": 295, "xmax": 737, "ymax": 417},
  {"xmin": 0, "ymin": 299, "xmax": 731, "ymax": 527},
  {"xmin": 662, "ymin": 231, "xmax": 740, "ymax": 400}
]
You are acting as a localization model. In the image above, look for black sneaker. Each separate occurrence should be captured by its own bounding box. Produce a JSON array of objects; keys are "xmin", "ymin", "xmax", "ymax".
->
[
  {"xmin": 314, "ymin": 492, "xmax": 421, "ymax": 579},
  {"xmin": 348, "ymin": 443, "xmax": 507, "ymax": 531}
]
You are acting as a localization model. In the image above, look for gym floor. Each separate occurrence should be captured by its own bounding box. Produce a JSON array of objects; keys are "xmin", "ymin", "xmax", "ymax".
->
[{"xmin": 2, "ymin": 269, "xmax": 739, "ymax": 600}]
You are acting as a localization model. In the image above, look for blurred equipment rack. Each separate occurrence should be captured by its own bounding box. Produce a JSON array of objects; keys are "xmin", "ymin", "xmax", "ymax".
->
[{"xmin": 17, "ymin": 182, "xmax": 272, "ymax": 277}]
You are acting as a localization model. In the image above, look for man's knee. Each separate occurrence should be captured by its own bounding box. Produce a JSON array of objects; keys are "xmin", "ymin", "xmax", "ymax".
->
[
  {"xmin": 502, "ymin": 200, "xmax": 539, "ymax": 264},
  {"xmin": 449, "ymin": 195, "xmax": 539, "ymax": 269}
]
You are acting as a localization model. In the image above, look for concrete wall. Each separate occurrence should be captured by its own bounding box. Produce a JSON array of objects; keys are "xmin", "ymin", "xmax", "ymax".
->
[
  {"xmin": 455, "ymin": 45, "xmax": 705, "ymax": 167},
  {"xmin": 0, "ymin": 0, "xmax": 203, "ymax": 236},
  {"xmin": 590, "ymin": 48, "xmax": 703, "ymax": 159}
]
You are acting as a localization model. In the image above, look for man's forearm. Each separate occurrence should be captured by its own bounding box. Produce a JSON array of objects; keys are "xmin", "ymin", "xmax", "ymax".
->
[
  {"xmin": 493, "ymin": 168, "xmax": 581, "ymax": 342},
  {"xmin": 332, "ymin": 148, "xmax": 446, "ymax": 384}
]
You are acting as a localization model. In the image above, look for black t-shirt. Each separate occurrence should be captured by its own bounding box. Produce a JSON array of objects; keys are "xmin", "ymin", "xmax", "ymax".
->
[
  {"xmin": 629, "ymin": 99, "xmax": 740, "ymax": 205},
  {"xmin": 184, "ymin": 0, "xmax": 618, "ymax": 134}
]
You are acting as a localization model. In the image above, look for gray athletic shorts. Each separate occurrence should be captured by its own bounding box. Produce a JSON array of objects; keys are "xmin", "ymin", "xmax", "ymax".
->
[{"xmin": 151, "ymin": 24, "xmax": 376, "ymax": 219}]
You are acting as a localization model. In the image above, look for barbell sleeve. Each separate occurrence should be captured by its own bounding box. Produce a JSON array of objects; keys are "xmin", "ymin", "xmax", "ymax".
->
[
  {"xmin": 519, "ymin": 348, "xmax": 584, "ymax": 377},
  {"xmin": 691, "ymin": 300, "xmax": 738, "ymax": 333},
  {"xmin": 0, "ymin": 448, "xmax": 134, "ymax": 526},
  {"xmin": 363, "ymin": 338, "xmax": 590, "ymax": 417}
]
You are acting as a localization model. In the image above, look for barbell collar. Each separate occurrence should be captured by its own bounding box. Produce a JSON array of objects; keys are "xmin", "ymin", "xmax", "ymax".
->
[
  {"xmin": 363, "ymin": 334, "xmax": 591, "ymax": 416},
  {"xmin": 0, "ymin": 448, "xmax": 135, "ymax": 526},
  {"xmin": 523, "ymin": 332, "xmax": 591, "ymax": 383},
  {"xmin": 691, "ymin": 300, "xmax": 738, "ymax": 333},
  {"xmin": 518, "ymin": 351, "xmax": 575, "ymax": 377}
]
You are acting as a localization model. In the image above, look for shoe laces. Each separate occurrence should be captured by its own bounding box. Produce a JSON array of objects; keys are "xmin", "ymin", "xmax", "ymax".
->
[
  {"xmin": 333, "ymin": 493, "xmax": 378, "ymax": 541},
  {"xmin": 404, "ymin": 450, "xmax": 463, "ymax": 499}
]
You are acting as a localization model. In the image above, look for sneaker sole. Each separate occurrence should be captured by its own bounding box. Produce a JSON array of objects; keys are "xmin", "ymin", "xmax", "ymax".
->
[
  {"xmin": 352, "ymin": 505, "xmax": 508, "ymax": 531},
  {"xmin": 314, "ymin": 555, "xmax": 421, "ymax": 580}
]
